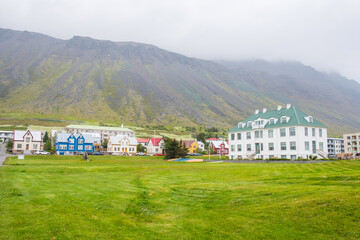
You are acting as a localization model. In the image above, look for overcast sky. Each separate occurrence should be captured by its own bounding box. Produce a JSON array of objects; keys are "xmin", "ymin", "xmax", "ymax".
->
[{"xmin": 1, "ymin": 0, "xmax": 359, "ymax": 82}]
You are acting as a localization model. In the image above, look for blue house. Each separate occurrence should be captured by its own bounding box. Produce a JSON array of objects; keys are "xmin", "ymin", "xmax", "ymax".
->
[{"xmin": 56, "ymin": 133, "xmax": 94, "ymax": 155}]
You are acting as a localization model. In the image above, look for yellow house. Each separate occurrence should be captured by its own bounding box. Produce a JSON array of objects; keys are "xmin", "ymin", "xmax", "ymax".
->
[{"xmin": 183, "ymin": 140, "xmax": 199, "ymax": 154}]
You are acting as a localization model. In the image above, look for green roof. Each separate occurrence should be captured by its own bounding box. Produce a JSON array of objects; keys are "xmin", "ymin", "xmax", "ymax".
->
[
  {"xmin": 228, "ymin": 106, "xmax": 327, "ymax": 133},
  {"xmin": 65, "ymin": 124, "xmax": 134, "ymax": 132}
]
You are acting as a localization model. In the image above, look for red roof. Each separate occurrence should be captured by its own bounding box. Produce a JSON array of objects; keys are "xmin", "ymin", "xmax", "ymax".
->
[
  {"xmin": 206, "ymin": 138, "xmax": 220, "ymax": 141},
  {"xmin": 137, "ymin": 138, "xmax": 149, "ymax": 143},
  {"xmin": 182, "ymin": 140, "xmax": 194, "ymax": 148},
  {"xmin": 150, "ymin": 138, "xmax": 163, "ymax": 146}
]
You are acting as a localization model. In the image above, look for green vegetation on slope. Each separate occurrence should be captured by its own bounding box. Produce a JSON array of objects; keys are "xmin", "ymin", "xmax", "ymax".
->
[{"xmin": 1, "ymin": 156, "xmax": 360, "ymax": 239}]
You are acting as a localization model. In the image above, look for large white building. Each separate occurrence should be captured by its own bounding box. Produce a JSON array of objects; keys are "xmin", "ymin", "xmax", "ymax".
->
[{"xmin": 228, "ymin": 104, "xmax": 328, "ymax": 160}]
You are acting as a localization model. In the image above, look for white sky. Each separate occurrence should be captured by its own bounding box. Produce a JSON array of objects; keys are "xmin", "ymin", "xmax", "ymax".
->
[{"xmin": 1, "ymin": 0, "xmax": 359, "ymax": 82}]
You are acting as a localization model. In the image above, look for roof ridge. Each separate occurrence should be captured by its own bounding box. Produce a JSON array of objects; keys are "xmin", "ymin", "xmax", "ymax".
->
[{"xmin": 293, "ymin": 107, "xmax": 300, "ymax": 124}]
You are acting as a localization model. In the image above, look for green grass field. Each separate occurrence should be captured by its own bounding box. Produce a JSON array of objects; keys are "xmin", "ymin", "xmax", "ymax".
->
[{"xmin": 1, "ymin": 156, "xmax": 360, "ymax": 239}]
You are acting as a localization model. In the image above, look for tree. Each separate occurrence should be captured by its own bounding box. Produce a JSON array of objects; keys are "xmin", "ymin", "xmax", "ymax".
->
[
  {"xmin": 137, "ymin": 143, "xmax": 146, "ymax": 153},
  {"xmin": 102, "ymin": 139, "xmax": 108, "ymax": 149},
  {"xmin": 6, "ymin": 139, "xmax": 13, "ymax": 151},
  {"xmin": 164, "ymin": 138, "xmax": 188, "ymax": 159},
  {"xmin": 43, "ymin": 139, "xmax": 52, "ymax": 152},
  {"xmin": 43, "ymin": 131, "xmax": 49, "ymax": 143}
]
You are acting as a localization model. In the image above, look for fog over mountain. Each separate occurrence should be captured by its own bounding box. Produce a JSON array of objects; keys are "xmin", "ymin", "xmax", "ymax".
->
[{"xmin": 0, "ymin": 28, "xmax": 359, "ymax": 135}]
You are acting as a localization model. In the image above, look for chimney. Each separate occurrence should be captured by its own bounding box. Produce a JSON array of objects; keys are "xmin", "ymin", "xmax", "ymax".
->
[
  {"xmin": 263, "ymin": 108, "xmax": 267, "ymax": 113},
  {"xmin": 277, "ymin": 105, "xmax": 282, "ymax": 110},
  {"xmin": 286, "ymin": 103, "xmax": 292, "ymax": 109},
  {"xmin": 255, "ymin": 109, "xmax": 259, "ymax": 114}
]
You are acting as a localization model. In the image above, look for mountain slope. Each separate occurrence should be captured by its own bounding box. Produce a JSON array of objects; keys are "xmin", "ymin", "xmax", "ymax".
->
[{"xmin": 0, "ymin": 28, "xmax": 359, "ymax": 135}]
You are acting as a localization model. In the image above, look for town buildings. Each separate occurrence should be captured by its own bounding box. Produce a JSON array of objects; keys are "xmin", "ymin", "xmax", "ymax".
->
[
  {"xmin": 64, "ymin": 125, "xmax": 135, "ymax": 142},
  {"xmin": 228, "ymin": 104, "xmax": 328, "ymax": 160},
  {"xmin": 107, "ymin": 135, "xmax": 138, "ymax": 155},
  {"xmin": 13, "ymin": 130, "xmax": 43, "ymax": 154},
  {"xmin": 210, "ymin": 140, "xmax": 229, "ymax": 155},
  {"xmin": 56, "ymin": 133, "xmax": 94, "ymax": 155},
  {"xmin": 343, "ymin": 132, "xmax": 360, "ymax": 156},
  {"xmin": 327, "ymin": 137, "xmax": 344, "ymax": 158},
  {"xmin": 0, "ymin": 131, "xmax": 13, "ymax": 142},
  {"xmin": 182, "ymin": 140, "xmax": 199, "ymax": 154}
]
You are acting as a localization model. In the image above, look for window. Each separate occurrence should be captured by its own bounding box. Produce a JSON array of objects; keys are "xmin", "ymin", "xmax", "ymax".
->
[
  {"xmin": 246, "ymin": 132, "xmax": 251, "ymax": 139},
  {"xmin": 33, "ymin": 144, "xmax": 37, "ymax": 149},
  {"xmin": 319, "ymin": 142, "xmax": 324, "ymax": 151},
  {"xmin": 291, "ymin": 155, "xmax": 297, "ymax": 160},
  {"xmin": 231, "ymin": 145, "xmax": 235, "ymax": 152},
  {"xmin": 247, "ymin": 144, "xmax": 251, "ymax": 151},
  {"xmin": 281, "ymin": 142, "xmax": 286, "ymax": 151},
  {"xmin": 312, "ymin": 128, "xmax": 315, "ymax": 137},
  {"xmin": 319, "ymin": 129, "xmax": 322, "ymax": 137},
  {"xmin": 280, "ymin": 116, "xmax": 287, "ymax": 123},
  {"xmin": 237, "ymin": 144, "xmax": 242, "ymax": 151},
  {"xmin": 290, "ymin": 141, "xmax": 296, "ymax": 150},
  {"xmin": 237, "ymin": 133, "xmax": 241, "ymax": 140},
  {"xmin": 289, "ymin": 127, "xmax": 296, "ymax": 136},
  {"xmin": 78, "ymin": 139, "xmax": 84, "ymax": 144},
  {"xmin": 269, "ymin": 143, "xmax": 274, "ymax": 151},
  {"xmin": 268, "ymin": 129, "xmax": 274, "ymax": 138},
  {"xmin": 69, "ymin": 138, "xmax": 74, "ymax": 143},
  {"xmin": 280, "ymin": 128, "xmax": 286, "ymax": 137},
  {"xmin": 305, "ymin": 127, "xmax": 308, "ymax": 136},
  {"xmin": 59, "ymin": 145, "xmax": 67, "ymax": 150},
  {"xmin": 231, "ymin": 134, "xmax": 235, "ymax": 141},
  {"xmin": 281, "ymin": 155, "xmax": 287, "ymax": 159},
  {"xmin": 247, "ymin": 122, "xmax": 252, "ymax": 127},
  {"xmin": 305, "ymin": 141, "xmax": 309, "ymax": 151},
  {"xmin": 309, "ymin": 116, "xmax": 313, "ymax": 123},
  {"xmin": 17, "ymin": 144, "xmax": 22, "ymax": 149},
  {"xmin": 269, "ymin": 119, "xmax": 275, "ymax": 125},
  {"xmin": 69, "ymin": 145, "xmax": 74, "ymax": 150},
  {"xmin": 78, "ymin": 145, "xmax": 83, "ymax": 150},
  {"xmin": 347, "ymin": 136, "xmax": 350, "ymax": 139},
  {"xmin": 26, "ymin": 137, "xmax": 30, "ymax": 142},
  {"xmin": 255, "ymin": 130, "xmax": 263, "ymax": 138}
]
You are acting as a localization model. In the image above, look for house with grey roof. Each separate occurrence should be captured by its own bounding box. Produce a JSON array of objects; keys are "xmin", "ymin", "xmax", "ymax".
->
[
  {"xmin": 107, "ymin": 135, "xmax": 138, "ymax": 155},
  {"xmin": 228, "ymin": 104, "xmax": 328, "ymax": 160},
  {"xmin": 13, "ymin": 130, "xmax": 43, "ymax": 154}
]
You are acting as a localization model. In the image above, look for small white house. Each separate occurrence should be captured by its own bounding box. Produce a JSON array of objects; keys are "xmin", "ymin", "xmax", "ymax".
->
[
  {"xmin": 13, "ymin": 130, "xmax": 43, "ymax": 154},
  {"xmin": 107, "ymin": 135, "xmax": 138, "ymax": 155}
]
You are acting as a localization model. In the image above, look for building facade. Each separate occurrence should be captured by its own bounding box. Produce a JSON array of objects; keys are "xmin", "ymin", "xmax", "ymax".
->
[
  {"xmin": 327, "ymin": 137, "xmax": 344, "ymax": 158},
  {"xmin": 182, "ymin": 140, "xmax": 199, "ymax": 154},
  {"xmin": 64, "ymin": 125, "xmax": 135, "ymax": 142},
  {"xmin": 0, "ymin": 131, "xmax": 13, "ymax": 142},
  {"xmin": 107, "ymin": 135, "xmax": 138, "ymax": 155},
  {"xmin": 210, "ymin": 140, "xmax": 229, "ymax": 155},
  {"xmin": 56, "ymin": 133, "xmax": 94, "ymax": 155},
  {"xmin": 147, "ymin": 138, "xmax": 165, "ymax": 155},
  {"xmin": 13, "ymin": 130, "xmax": 43, "ymax": 154},
  {"xmin": 228, "ymin": 104, "xmax": 328, "ymax": 160},
  {"xmin": 343, "ymin": 132, "xmax": 360, "ymax": 156}
]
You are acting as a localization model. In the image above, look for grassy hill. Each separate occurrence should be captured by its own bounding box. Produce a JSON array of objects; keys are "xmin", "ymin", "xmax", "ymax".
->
[
  {"xmin": 0, "ymin": 28, "xmax": 360, "ymax": 135},
  {"xmin": 1, "ymin": 156, "xmax": 360, "ymax": 239}
]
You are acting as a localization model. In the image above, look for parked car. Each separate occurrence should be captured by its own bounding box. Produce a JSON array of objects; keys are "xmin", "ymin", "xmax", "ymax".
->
[
  {"xmin": 136, "ymin": 152, "xmax": 146, "ymax": 156},
  {"xmin": 92, "ymin": 152, "xmax": 104, "ymax": 155},
  {"xmin": 112, "ymin": 153, "xmax": 120, "ymax": 156},
  {"xmin": 188, "ymin": 153, "xmax": 197, "ymax": 156},
  {"xmin": 36, "ymin": 150, "xmax": 50, "ymax": 155}
]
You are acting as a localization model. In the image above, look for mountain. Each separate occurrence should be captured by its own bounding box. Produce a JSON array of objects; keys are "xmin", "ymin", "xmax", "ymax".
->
[{"xmin": 0, "ymin": 28, "xmax": 359, "ymax": 135}]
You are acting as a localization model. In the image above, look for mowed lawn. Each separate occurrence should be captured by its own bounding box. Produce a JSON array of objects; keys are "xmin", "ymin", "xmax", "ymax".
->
[{"xmin": 1, "ymin": 156, "xmax": 360, "ymax": 239}]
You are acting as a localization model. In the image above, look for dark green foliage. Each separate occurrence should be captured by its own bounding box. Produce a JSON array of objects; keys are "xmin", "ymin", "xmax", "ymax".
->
[
  {"xmin": 102, "ymin": 139, "xmax": 108, "ymax": 148},
  {"xmin": 164, "ymin": 138, "xmax": 188, "ymax": 159},
  {"xmin": 43, "ymin": 139, "xmax": 52, "ymax": 151},
  {"xmin": 5, "ymin": 139, "xmax": 13, "ymax": 150},
  {"xmin": 43, "ymin": 131, "xmax": 49, "ymax": 143},
  {"xmin": 137, "ymin": 143, "xmax": 146, "ymax": 153}
]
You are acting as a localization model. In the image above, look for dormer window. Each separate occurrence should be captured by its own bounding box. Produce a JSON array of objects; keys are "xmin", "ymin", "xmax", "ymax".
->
[
  {"xmin": 78, "ymin": 139, "xmax": 83, "ymax": 144},
  {"xmin": 280, "ymin": 116, "xmax": 287, "ymax": 124},
  {"xmin": 238, "ymin": 122, "xmax": 243, "ymax": 128},
  {"xmin": 309, "ymin": 116, "xmax": 313, "ymax": 123},
  {"xmin": 269, "ymin": 119, "xmax": 275, "ymax": 125},
  {"xmin": 247, "ymin": 121, "xmax": 252, "ymax": 127}
]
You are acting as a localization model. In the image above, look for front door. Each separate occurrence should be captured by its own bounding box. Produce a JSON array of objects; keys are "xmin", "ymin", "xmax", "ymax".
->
[
  {"xmin": 26, "ymin": 144, "xmax": 29, "ymax": 150},
  {"xmin": 255, "ymin": 143, "xmax": 260, "ymax": 154}
]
